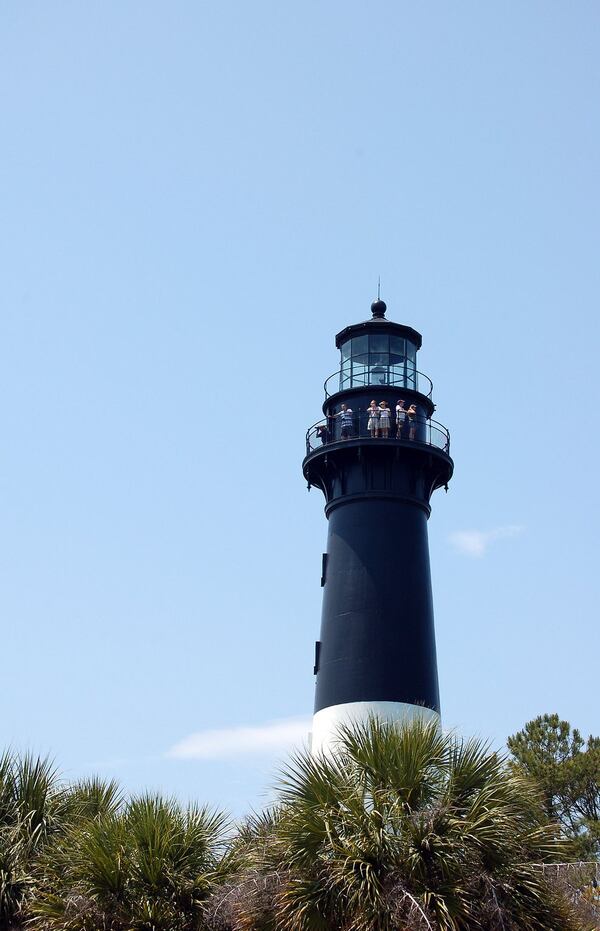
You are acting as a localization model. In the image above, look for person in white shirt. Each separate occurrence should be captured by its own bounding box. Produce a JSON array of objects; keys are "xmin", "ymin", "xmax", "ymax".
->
[
  {"xmin": 367, "ymin": 400, "xmax": 380, "ymax": 438},
  {"xmin": 378, "ymin": 400, "xmax": 391, "ymax": 438}
]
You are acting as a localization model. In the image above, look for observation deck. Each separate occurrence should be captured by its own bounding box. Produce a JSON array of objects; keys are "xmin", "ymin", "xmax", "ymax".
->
[{"xmin": 305, "ymin": 411, "xmax": 450, "ymax": 457}]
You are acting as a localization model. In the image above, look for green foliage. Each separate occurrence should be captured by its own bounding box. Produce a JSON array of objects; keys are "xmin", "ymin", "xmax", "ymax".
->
[
  {"xmin": 31, "ymin": 793, "xmax": 231, "ymax": 931},
  {"xmin": 0, "ymin": 719, "xmax": 595, "ymax": 929},
  {"xmin": 0, "ymin": 750, "xmax": 67, "ymax": 926},
  {"xmin": 218, "ymin": 718, "xmax": 580, "ymax": 931},
  {"xmin": 63, "ymin": 777, "xmax": 123, "ymax": 823},
  {"xmin": 508, "ymin": 714, "xmax": 600, "ymax": 859}
]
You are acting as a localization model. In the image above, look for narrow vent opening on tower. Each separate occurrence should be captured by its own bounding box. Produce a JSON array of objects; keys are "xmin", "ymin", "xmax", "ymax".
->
[
  {"xmin": 314, "ymin": 640, "xmax": 321, "ymax": 675},
  {"xmin": 321, "ymin": 553, "xmax": 328, "ymax": 587}
]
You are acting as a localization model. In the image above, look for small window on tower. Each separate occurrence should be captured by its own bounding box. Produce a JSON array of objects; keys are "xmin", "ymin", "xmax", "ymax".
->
[
  {"xmin": 314, "ymin": 640, "xmax": 321, "ymax": 675},
  {"xmin": 321, "ymin": 553, "xmax": 328, "ymax": 586}
]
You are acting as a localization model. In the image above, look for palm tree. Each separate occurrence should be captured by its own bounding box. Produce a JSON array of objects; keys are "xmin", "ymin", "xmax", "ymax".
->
[
  {"xmin": 31, "ymin": 793, "xmax": 231, "ymax": 931},
  {"xmin": 0, "ymin": 750, "xmax": 67, "ymax": 927},
  {"xmin": 216, "ymin": 719, "xmax": 585, "ymax": 931}
]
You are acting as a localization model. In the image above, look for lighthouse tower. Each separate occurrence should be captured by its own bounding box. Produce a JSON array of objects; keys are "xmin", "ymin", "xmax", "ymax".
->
[{"xmin": 303, "ymin": 298, "xmax": 453, "ymax": 753}]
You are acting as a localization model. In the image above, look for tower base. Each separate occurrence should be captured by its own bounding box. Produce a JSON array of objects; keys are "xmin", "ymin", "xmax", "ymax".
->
[{"xmin": 311, "ymin": 700, "xmax": 440, "ymax": 755}]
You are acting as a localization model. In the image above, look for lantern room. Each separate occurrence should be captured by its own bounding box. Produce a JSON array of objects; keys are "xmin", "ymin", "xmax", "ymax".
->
[{"xmin": 324, "ymin": 299, "xmax": 431, "ymax": 397}]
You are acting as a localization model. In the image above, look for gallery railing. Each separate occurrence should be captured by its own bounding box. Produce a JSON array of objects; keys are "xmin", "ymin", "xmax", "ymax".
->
[
  {"xmin": 323, "ymin": 367, "xmax": 434, "ymax": 399},
  {"xmin": 305, "ymin": 411, "xmax": 450, "ymax": 456}
]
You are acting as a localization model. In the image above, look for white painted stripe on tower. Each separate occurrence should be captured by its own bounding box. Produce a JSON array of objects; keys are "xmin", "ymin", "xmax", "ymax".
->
[{"xmin": 311, "ymin": 700, "xmax": 440, "ymax": 755}]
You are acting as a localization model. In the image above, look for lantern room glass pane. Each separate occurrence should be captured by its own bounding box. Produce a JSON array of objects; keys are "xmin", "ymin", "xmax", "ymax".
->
[
  {"xmin": 369, "ymin": 334, "xmax": 388, "ymax": 354},
  {"xmin": 368, "ymin": 334, "xmax": 389, "ymax": 370},
  {"xmin": 340, "ymin": 358, "xmax": 351, "ymax": 390},
  {"xmin": 405, "ymin": 341, "xmax": 417, "ymax": 389},
  {"xmin": 369, "ymin": 364, "xmax": 389, "ymax": 386},
  {"xmin": 389, "ymin": 364, "xmax": 404, "ymax": 386},
  {"xmin": 351, "ymin": 335, "xmax": 368, "ymax": 357},
  {"xmin": 369, "ymin": 350, "xmax": 388, "ymax": 364},
  {"xmin": 390, "ymin": 336, "xmax": 405, "ymax": 364},
  {"xmin": 352, "ymin": 356, "xmax": 368, "ymax": 385}
]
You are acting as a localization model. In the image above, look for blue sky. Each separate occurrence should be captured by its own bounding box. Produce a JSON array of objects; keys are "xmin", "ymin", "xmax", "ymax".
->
[{"xmin": 1, "ymin": 1, "xmax": 598, "ymax": 815}]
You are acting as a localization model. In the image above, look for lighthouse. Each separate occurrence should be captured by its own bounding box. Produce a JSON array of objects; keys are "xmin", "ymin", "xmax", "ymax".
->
[{"xmin": 303, "ymin": 297, "xmax": 453, "ymax": 753}]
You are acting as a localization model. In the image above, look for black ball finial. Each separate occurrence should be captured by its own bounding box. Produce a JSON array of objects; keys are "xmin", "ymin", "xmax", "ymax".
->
[{"xmin": 371, "ymin": 298, "xmax": 387, "ymax": 318}]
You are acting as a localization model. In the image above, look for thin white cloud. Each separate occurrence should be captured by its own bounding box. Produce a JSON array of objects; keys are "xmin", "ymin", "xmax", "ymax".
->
[
  {"xmin": 167, "ymin": 716, "xmax": 311, "ymax": 761},
  {"xmin": 449, "ymin": 525, "xmax": 524, "ymax": 558}
]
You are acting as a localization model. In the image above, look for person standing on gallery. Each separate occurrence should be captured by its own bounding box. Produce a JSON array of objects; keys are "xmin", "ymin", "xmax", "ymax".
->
[
  {"xmin": 407, "ymin": 403, "xmax": 418, "ymax": 440},
  {"xmin": 367, "ymin": 400, "xmax": 380, "ymax": 438},
  {"xmin": 378, "ymin": 400, "xmax": 391, "ymax": 438},
  {"xmin": 333, "ymin": 402, "xmax": 354, "ymax": 440},
  {"xmin": 396, "ymin": 399, "xmax": 406, "ymax": 437}
]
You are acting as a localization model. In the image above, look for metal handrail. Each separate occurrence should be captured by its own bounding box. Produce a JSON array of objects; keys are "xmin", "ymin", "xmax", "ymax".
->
[
  {"xmin": 323, "ymin": 367, "xmax": 434, "ymax": 399},
  {"xmin": 305, "ymin": 410, "xmax": 450, "ymax": 457}
]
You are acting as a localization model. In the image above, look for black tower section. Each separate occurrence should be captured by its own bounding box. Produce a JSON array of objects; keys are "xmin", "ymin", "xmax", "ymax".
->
[{"xmin": 303, "ymin": 299, "xmax": 453, "ymax": 737}]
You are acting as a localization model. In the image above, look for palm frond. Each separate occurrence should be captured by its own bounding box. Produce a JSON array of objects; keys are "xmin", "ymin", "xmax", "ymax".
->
[{"xmin": 65, "ymin": 776, "xmax": 124, "ymax": 822}]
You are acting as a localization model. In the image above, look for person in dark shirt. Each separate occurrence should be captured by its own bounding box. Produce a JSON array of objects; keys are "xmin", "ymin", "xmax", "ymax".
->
[
  {"xmin": 407, "ymin": 403, "xmax": 418, "ymax": 440},
  {"xmin": 396, "ymin": 399, "xmax": 406, "ymax": 437},
  {"xmin": 316, "ymin": 424, "xmax": 329, "ymax": 445}
]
